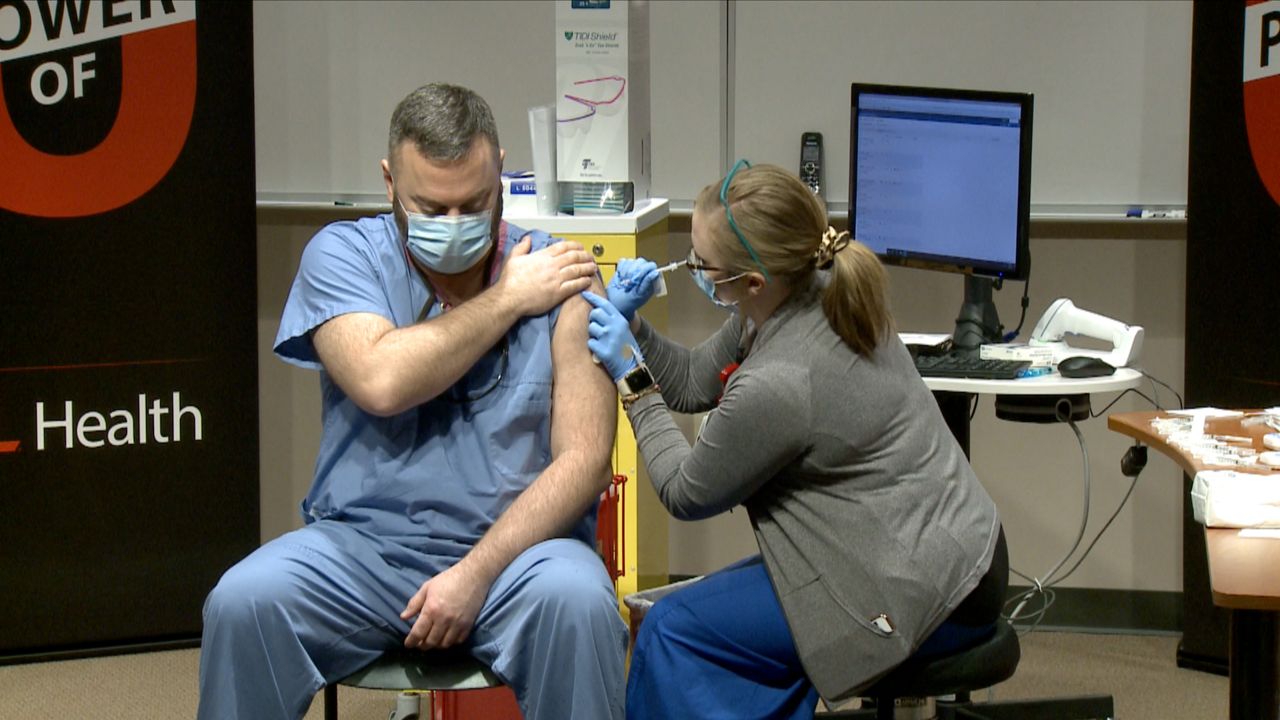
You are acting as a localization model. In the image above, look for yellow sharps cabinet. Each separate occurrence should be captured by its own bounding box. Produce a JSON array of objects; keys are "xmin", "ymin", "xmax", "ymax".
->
[{"xmin": 505, "ymin": 199, "xmax": 672, "ymax": 620}]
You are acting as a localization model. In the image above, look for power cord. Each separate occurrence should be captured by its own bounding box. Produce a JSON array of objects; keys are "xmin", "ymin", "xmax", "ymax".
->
[
  {"xmin": 1001, "ymin": 274, "xmax": 1031, "ymax": 342},
  {"xmin": 1089, "ymin": 370, "xmax": 1184, "ymax": 418},
  {"xmin": 1047, "ymin": 446, "xmax": 1146, "ymax": 588},
  {"xmin": 1005, "ymin": 458, "xmax": 1143, "ymax": 633},
  {"xmin": 998, "ymin": 368, "xmax": 1175, "ymax": 633},
  {"xmin": 1005, "ymin": 412, "xmax": 1091, "ymax": 634},
  {"xmin": 1138, "ymin": 369, "xmax": 1185, "ymax": 409},
  {"xmin": 1003, "ymin": 579, "xmax": 1056, "ymax": 635},
  {"xmin": 1121, "ymin": 444, "xmax": 1148, "ymax": 478},
  {"xmin": 1090, "ymin": 387, "xmax": 1161, "ymax": 417},
  {"xmin": 1006, "ymin": 404, "xmax": 1157, "ymax": 633}
]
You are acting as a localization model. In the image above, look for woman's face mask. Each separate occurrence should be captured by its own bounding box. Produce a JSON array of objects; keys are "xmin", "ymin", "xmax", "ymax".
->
[
  {"xmin": 396, "ymin": 193, "xmax": 493, "ymax": 274},
  {"xmin": 691, "ymin": 268, "xmax": 745, "ymax": 309},
  {"xmin": 686, "ymin": 247, "xmax": 745, "ymax": 310}
]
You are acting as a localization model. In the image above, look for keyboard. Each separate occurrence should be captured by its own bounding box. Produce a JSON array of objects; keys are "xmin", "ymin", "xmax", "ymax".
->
[{"xmin": 913, "ymin": 353, "xmax": 1031, "ymax": 380}]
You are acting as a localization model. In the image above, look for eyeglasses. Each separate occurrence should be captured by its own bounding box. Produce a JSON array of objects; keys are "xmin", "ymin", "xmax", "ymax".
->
[
  {"xmin": 686, "ymin": 247, "xmax": 746, "ymax": 285},
  {"xmin": 446, "ymin": 336, "xmax": 509, "ymax": 404},
  {"xmin": 685, "ymin": 246, "xmax": 724, "ymax": 275},
  {"xmin": 719, "ymin": 158, "xmax": 770, "ymax": 280}
]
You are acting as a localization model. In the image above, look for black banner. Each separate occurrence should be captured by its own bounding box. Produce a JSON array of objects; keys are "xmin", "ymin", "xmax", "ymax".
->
[
  {"xmin": 1187, "ymin": 1, "xmax": 1280, "ymax": 408},
  {"xmin": 1179, "ymin": 0, "xmax": 1280, "ymax": 673},
  {"xmin": 0, "ymin": 1, "xmax": 257, "ymax": 658}
]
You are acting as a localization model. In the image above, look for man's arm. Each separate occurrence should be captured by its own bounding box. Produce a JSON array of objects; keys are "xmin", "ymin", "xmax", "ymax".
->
[
  {"xmin": 400, "ymin": 281, "xmax": 618, "ymax": 650},
  {"xmin": 314, "ymin": 237, "xmax": 596, "ymax": 416}
]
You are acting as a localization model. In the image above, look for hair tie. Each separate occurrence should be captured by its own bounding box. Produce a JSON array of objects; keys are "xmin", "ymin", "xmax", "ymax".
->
[{"xmin": 813, "ymin": 227, "xmax": 851, "ymax": 269}]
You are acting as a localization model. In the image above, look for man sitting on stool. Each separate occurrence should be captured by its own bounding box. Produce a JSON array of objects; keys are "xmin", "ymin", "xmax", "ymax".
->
[{"xmin": 197, "ymin": 82, "xmax": 626, "ymax": 720}]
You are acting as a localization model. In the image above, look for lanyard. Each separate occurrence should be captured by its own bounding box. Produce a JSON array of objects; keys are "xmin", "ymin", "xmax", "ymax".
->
[{"xmin": 716, "ymin": 324, "xmax": 754, "ymax": 403}]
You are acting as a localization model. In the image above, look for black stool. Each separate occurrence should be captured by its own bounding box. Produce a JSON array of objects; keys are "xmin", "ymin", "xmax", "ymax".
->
[{"xmin": 822, "ymin": 618, "xmax": 1115, "ymax": 719}]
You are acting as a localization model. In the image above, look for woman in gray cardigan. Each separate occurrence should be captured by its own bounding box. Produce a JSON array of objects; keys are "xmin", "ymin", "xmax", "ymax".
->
[{"xmin": 582, "ymin": 161, "xmax": 1006, "ymax": 719}]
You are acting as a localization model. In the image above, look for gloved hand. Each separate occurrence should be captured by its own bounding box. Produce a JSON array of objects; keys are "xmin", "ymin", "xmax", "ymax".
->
[
  {"xmin": 606, "ymin": 258, "xmax": 660, "ymax": 322},
  {"xmin": 582, "ymin": 291, "xmax": 642, "ymax": 382}
]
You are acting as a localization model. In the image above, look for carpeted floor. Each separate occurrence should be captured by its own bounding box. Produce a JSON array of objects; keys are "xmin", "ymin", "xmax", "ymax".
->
[{"xmin": 0, "ymin": 630, "xmax": 1228, "ymax": 719}]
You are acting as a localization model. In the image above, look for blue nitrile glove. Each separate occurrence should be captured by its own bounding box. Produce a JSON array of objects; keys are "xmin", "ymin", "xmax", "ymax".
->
[
  {"xmin": 582, "ymin": 291, "xmax": 642, "ymax": 382},
  {"xmin": 606, "ymin": 258, "xmax": 660, "ymax": 322}
]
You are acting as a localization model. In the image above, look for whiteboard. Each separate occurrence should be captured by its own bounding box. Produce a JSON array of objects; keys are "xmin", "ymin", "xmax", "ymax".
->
[
  {"xmin": 732, "ymin": 1, "xmax": 1193, "ymax": 208},
  {"xmin": 252, "ymin": 0, "xmax": 720, "ymax": 204},
  {"xmin": 253, "ymin": 1, "xmax": 1192, "ymax": 208}
]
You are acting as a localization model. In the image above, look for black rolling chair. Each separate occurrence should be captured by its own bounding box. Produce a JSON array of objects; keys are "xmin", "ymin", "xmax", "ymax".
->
[{"xmin": 821, "ymin": 617, "xmax": 1115, "ymax": 719}]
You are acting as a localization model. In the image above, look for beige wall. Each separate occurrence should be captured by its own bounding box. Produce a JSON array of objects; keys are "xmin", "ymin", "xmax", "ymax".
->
[
  {"xmin": 257, "ymin": 210, "xmax": 326, "ymax": 539},
  {"xmin": 251, "ymin": 1, "xmax": 1192, "ymax": 210},
  {"xmin": 251, "ymin": 0, "xmax": 1193, "ymax": 592},
  {"xmin": 258, "ymin": 213, "xmax": 1187, "ymax": 593},
  {"xmin": 652, "ymin": 221, "xmax": 1188, "ymax": 592}
]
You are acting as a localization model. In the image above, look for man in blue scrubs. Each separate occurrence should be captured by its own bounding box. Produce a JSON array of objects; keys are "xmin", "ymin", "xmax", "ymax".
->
[{"xmin": 197, "ymin": 83, "xmax": 626, "ymax": 720}]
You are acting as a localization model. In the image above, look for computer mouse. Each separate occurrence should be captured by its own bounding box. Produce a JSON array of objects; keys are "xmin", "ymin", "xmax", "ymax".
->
[{"xmin": 1057, "ymin": 355, "xmax": 1116, "ymax": 378}]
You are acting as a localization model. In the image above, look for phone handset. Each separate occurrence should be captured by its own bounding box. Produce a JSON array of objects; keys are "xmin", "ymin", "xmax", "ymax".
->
[{"xmin": 800, "ymin": 132, "xmax": 824, "ymax": 202}]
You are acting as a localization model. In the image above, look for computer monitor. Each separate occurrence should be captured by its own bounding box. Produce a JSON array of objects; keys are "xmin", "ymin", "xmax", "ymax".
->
[{"xmin": 849, "ymin": 82, "xmax": 1033, "ymax": 352}]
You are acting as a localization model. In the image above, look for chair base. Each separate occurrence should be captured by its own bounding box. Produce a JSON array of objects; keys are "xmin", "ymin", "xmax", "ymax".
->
[
  {"xmin": 323, "ymin": 685, "xmax": 438, "ymax": 720},
  {"xmin": 322, "ymin": 648, "xmax": 504, "ymax": 720},
  {"xmin": 322, "ymin": 684, "xmax": 338, "ymax": 720},
  {"xmin": 820, "ymin": 693, "xmax": 1115, "ymax": 720}
]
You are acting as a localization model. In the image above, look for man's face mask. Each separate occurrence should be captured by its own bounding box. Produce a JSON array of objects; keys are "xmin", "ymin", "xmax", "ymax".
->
[{"xmin": 395, "ymin": 190, "xmax": 493, "ymax": 274}]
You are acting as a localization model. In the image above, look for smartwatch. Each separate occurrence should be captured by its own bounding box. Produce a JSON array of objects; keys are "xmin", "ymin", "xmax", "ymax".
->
[{"xmin": 616, "ymin": 362, "xmax": 656, "ymax": 397}]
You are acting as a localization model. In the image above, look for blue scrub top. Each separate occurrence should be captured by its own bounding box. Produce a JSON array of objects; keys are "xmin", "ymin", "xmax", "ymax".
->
[{"xmin": 274, "ymin": 214, "xmax": 593, "ymax": 572}]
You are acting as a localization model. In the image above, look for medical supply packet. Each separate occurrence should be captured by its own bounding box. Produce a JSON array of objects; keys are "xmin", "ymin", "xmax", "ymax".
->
[{"xmin": 1191, "ymin": 470, "xmax": 1280, "ymax": 528}]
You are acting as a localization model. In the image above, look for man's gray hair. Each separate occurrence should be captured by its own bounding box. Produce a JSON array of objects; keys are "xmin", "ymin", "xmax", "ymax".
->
[{"xmin": 387, "ymin": 83, "xmax": 500, "ymax": 168}]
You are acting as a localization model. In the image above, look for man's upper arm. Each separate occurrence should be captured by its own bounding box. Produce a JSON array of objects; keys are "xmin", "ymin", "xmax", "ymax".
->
[
  {"xmin": 312, "ymin": 311, "xmax": 396, "ymax": 395},
  {"xmin": 274, "ymin": 225, "xmax": 390, "ymax": 369},
  {"xmin": 550, "ymin": 288, "xmax": 616, "ymax": 476}
]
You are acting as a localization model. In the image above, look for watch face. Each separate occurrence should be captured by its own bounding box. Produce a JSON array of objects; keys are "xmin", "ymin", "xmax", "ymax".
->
[{"xmin": 624, "ymin": 365, "xmax": 655, "ymax": 394}]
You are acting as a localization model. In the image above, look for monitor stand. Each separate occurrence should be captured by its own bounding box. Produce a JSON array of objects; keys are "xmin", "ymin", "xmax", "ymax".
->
[
  {"xmin": 949, "ymin": 275, "xmax": 1088, "ymax": 425},
  {"xmin": 952, "ymin": 275, "xmax": 1004, "ymax": 355}
]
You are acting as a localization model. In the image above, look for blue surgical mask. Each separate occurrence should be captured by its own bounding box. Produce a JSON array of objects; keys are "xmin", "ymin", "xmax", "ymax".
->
[
  {"xmin": 692, "ymin": 268, "xmax": 745, "ymax": 310},
  {"xmin": 397, "ymin": 196, "xmax": 493, "ymax": 274}
]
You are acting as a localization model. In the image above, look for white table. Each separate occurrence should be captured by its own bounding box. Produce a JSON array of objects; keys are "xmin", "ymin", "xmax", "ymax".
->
[
  {"xmin": 921, "ymin": 367, "xmax": 1143, "ymax": 453},
  {"xmin": 922, "ymin": 367, "xmax": 1143, "ymax": 396}
]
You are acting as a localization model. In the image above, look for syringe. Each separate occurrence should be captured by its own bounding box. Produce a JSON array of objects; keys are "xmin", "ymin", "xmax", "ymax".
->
[
  {"xmin": 651, "ymin": 259, "xmax": 687, "ymax": 297},
  {"xmin": 590, "ymin": 259, "xmax": 688, "ymax": 367}
]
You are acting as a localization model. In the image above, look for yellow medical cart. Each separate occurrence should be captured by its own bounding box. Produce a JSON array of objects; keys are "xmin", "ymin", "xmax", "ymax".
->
[{"xmin": 505, "ymin": 199, "xmax": 672, "ymax": 618}]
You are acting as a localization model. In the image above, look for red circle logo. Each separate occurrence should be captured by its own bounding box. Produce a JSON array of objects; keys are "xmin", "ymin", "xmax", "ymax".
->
[
  {"xmin": 0, "ymin": 16, "xmax": 196, "ymax": 218},
  {"xmin": 1245, "ymin": 1, "xmax": 1280, "ymax": 207}
]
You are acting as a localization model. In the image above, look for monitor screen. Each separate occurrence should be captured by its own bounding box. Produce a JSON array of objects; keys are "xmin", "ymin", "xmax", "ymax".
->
[{"xmin": 849, "ymin": 83, "xmax": 1032, "ymax": 281}]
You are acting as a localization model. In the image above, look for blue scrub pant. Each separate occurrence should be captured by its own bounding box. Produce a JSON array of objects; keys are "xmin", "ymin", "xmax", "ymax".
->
[
  {"xmin": 197, "ymin": 520, "xmax": 626, "ymax": 720},
  {"xmin": 626, "ymin": 555, "xmax": 995, "ymax": 720},
  {"xmin": 626, "ymin": 556, "xmax": 820, "ymax": 719}
]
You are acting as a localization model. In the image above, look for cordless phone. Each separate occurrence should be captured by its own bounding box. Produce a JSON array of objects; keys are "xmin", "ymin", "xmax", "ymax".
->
[{"xmin": 800, "ymin": 132, "xmax": 824, "ymax": 201}]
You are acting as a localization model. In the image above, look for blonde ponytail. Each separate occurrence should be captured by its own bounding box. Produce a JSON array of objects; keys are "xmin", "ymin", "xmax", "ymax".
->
[{"xmin": 820, "ymin": 232, "xmax": 893, "ymax": 357}]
